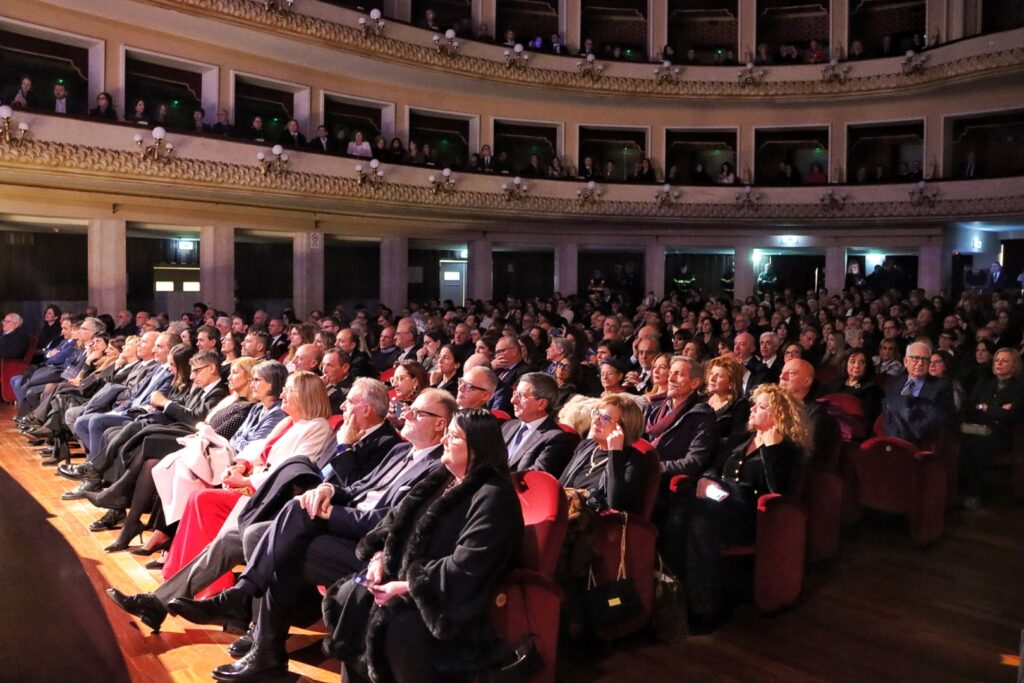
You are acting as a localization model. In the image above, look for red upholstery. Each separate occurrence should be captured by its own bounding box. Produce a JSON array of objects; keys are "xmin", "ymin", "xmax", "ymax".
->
[
  {"xmin": 1, "ymin": 335, "xmax": 36, "ymax": 403},
  {"xmin": 587, "ymin": 511, "xmax": 658, "ymax": 640},
  {"xmin": 802, "ymin": 465, "xmax": 843, "ymax": 563},
  {"xmin": 491, "ymin": 409, "xmax": 512, "ymax": 422},
  {"xmin": 556, "ymin": 422, "xmax": 577, "ymax": 435},
  {"xmin": 327, "ymin": 414, "xmax": 344, "ymax": 431},
  {"xmin": 489, "ymin": 471, "xmax": 567, "ymax": 683},
  {"xmin": 818, "ymin": 393, "xmax": 868, "ymax": 442},
  {"xmin": 379, "ymin": 367, "xmax": 395, "ymax": 384},
  {"xmin": 814, "ymin": 365, "xmax": 838, "ymax": 388},
  {"xmin": 850, "ymin": 436, "xmax": 946, "ymax": 545},
  {"xmin": 873, "ymin": 416, "xmax": 958, "ymax": 509}
]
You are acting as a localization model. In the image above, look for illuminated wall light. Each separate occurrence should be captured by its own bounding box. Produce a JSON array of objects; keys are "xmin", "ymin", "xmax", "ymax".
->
[
  {"xmin": 178, "ymin": 240, "xmax": 195, "ymax": 251},
  {"xmin": 781, "ymin": 235, "xmax": 799, "ymax": 246},
  {"xmin": 752, "ymin": 249, "xmax": 763, "ymax": 265},
  {"xmin": 443, "ymin": 271, "xmax": 461, "ymax": 281},
  {"xmin": 182, "ymin": 281, "xmax": 201, "ymax": 292},
  {"xmin": 155, "ymin": 281, "xmax": 175, "ymax": 292},
  {"xmin": 971, "ymin": 236, "xmax": 983, "ymax": 251},
  {"xmin": 865, "ymin": 253, "xmax": 885, "ymax": 271},
  {"xmin": 458, "ymin": 249, "xmax": 468, "ymax": 259}
]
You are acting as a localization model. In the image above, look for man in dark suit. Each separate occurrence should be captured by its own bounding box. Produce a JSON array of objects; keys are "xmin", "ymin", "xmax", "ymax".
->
[
  {"xmin": 165, "ymin": 389, "xmax": 456, "ymax": 672},
  {"xmin": 392, "ymin": 318, "xmax": 420, "ymax": 364},
  {"xmin": 779, "ymin": 358, "xmax": 842, "ymax": 468},
  {"xmin": 266, "ymin": 318, "xmax": 289, "ymax": 360},
  {"xmin": 501, "ymin": 372, "xmax": 578, "ymax": 476},
  {"xmin": 489, "ymin": 334, "xmax": 536, "ymax": 414},
  {"xmin": 337, "ymin": 327, "xmax": 377, "ymax": 379},
  {"xmin": 49, "ymin": 83, "xmax": 81, "ymax": 115},
  {"xmin": 734, "ymin": 332, "xmax": 767, "ymax": 395},
  {"xmin": 0, "ymin": 312, "xmax": 30, "ymax": 359},
  {"xmin": 882, "ymin": 342, "xmax": 954, "ymax": 446},
  {"xmin": 307, "ymin": 125, "xmax": 336, "ymax": 154},
  {"xmin": 320, "ymin": 377, "xmax": 402, "ymax": 486},
  {"xmin": 477, "ymin": 144, "xmax": 495, "ymax": 173},
  {"xmin": 210, "ymin": 108, "xmax": 235, "ymax": 137},
  {"xmin": 759, "ymin": 331, "xmax": 783, "ymax": 382},
  {"xmin": 279, "ymin": 119, "xmax": 306, "ymax": 148},
  {"xmin": 370, "ymin": 325, "xmax": 399, "ymax": 373},
  {"xmin": 321, "ymin": 349, "xmax": 354, "ymax": 415}
]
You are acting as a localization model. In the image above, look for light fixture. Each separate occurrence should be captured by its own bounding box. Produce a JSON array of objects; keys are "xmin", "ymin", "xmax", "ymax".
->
[
  {"xmin": 429, "ymin": 167, "xmax": 456, "ymax": 194},
  {"xmin": 577, "ymin": 180, "xmax": 601, "ymax": 205},
  {"xmin": 0, "ymin": 105, "xmax": 30, "ymax": 146},
  {"xmin": 654, "ymin": 60, "xmax": 680, "ymax": 85},
  {"xmin": 971, "ymin": 236, "xmax": 983, "ymax": 251},
  {"xmin": 134, "ymin": 126, "xmax": 174, "ymax": 162},
  {"xmin": 576, "ymin": 54, "xmax": 603, "ymax": 81},
  {"xmin": 819, "ymin": 187, "xmax": 848, "ymax": 211},
  {"xmin": 908, "ymin": 180, "xmax": 937, "ymax": 207},
  {"xmin": 735, "ymin": 185, "xmax": 761, "ymax": 210},
  {"xmin": 433, "ymin": 29, "xmax": 460, "ymax": 57},
  {"xmin": 737, "ymin": 62, "xmax": 766, "ymax": 88},
  {"xmin": 263, "ymin": 0, "xmax": 294, "ymax": 11},
  {"xmin": 502, "ymin": 176, "xmax": 527, "ymax": 201},
  {"xmin": 257, "ymin": 144, "xmax": 288, "ymax": 174},
  {"xmin": 355, "ymin": 158, "xmax": 385, "ymax": 188},
  {"xmin": 902, "ymin": 50, "xmax": 927, "ymax": 75},
  {"xmin": 655, "ymin": 184, "xmax": 679, "ymax": 208},
  {"xmin": 780, "ymin": 235, "xmax": 800, "ymax": 246},
  {"xmin": 504, "ymin": 43, "xmax": 529, "ymax": 70},
  {"xmin": 821, "ymin": 58, "xmax": 850, "ymax": 84},
  {"xmin": 359, "ymin": 9, "xmax": 385, "ymax": 38}
]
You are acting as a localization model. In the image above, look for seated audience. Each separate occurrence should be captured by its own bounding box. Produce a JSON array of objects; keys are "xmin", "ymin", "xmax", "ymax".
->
[
  {"xmin": 346, "ymin": 130, "xmax": 372, "ymax": 158},
  {"xmin": 881, "ymin": 341, "xmax": 955, "ymax": 446}
]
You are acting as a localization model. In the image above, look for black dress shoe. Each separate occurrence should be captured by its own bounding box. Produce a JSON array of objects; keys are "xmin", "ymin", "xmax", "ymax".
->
[
  {"xmin": 106, "ymin": 588, "xmax": 167, "ymax": 633},
  {"xmin": 89, "ymin": 508, "xmax": 126, "ymax": 531},
  {"xmin": 168, "ymin": 588, "xmax": 251, "ymax": 633},
  {"xmin": 211, "ymin": 644, "xmax": 286, "ymax": 682},
  {"xmin": 27, "ymin": 426, "xmax": 54, "ymax": 439},
  {"xmin": 61, "ymin": 480, "xmax": 103, "ymax": 500},
  {"xmin": 38, "ymin": 446, "xmax": 55, "ymax": 456},
  {"xmin": 84, "ymin": 489, "xmax": 129, "ymax": 510},
  {"xmin": 227, "ymin": 627, "xmax": 255, "ymax": 658},
  {"xmin": 58, "ymin": 462, "xmax": 100, "ymax": 482},
  {"xmin": 144, "ymin": 558, "xmax": 165, "ymax": 570}
]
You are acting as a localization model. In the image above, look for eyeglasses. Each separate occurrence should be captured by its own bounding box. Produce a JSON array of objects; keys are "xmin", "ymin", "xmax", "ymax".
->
[
  {"xmin": 403, "ymin": 406, "xmax": 444, "ymax": 421},
  {"xmin": 906, "ymin": 355, "xmax": 930, "ymax": 364},
  {"xmin": 457, "ymin": 379, "xmax": 487, "ymax": 393},
  {"xmin": 589, "ymin": 408, "xmax": 613, "ymax": 425},
  {"xmin": 511, "ymin": 391, "xmax": 536, "ymax": 401},
  {"xmin": 190, "ymin": 364, "xmax": 216, "ymax": 375},
  {"xmin": 495, "ymin": 347, "xmax": 515, "ymax": 355},
  {"xmin": 444, "ymin": 429, "xmax": 464, "ymax": 441}
]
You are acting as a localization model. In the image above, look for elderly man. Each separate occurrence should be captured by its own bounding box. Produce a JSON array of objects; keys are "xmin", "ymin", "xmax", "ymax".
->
[
  {"xmin": 626, "ymin": 335, "xmax": 660, "ymax": 394},
  {"xmin": 370, "ymin": 325, "xmax": 399, "ymax": 373},
  {"xmin": 544, "ymin": 337, "xmax": 575, "ymax": 375},
  {"xmin": 882, "ymin": 341, "xmax": 954, "ymax": 446},
  {"xmin": 112, "ymin": 309, "xmax": 138, "ymax": 337},
  {"xmin": 490, "ymin": 334, "xmax": 536, "ymax": 414},
  {"xmin": 779, "ymin": 358, "xmax": 841, "ymax": 467},
  {"xmin": 266, "ymin": 319, "xmax": 288, "ymax": 360},
  {"xmin": 501, "ymin": 372, "xmax": 578, "ymax": 475},
  {"xmin": 292, "ymin": 343, "xmax": 322, "ymax": 374},
  {"xmin": 733, "ymin": 332, "xmax": 766, "ymax": 395},
  {"xmin": 0, "ymin": 312, "xmax": 30, "ymax": 359},
  {"xmin": 456, "ymin": 366, "xmax": 498, "ymax": 411},
  {"xmin": 321, "ymin": 349, "xmax": 353, "ymax": 414},
  {"xmin": 393, "ymin": 318, "xmax": 419, "ymax": 363},
  {"xmin": 759, "ymin": 331, "xmax": 783, "ymax": 382}
]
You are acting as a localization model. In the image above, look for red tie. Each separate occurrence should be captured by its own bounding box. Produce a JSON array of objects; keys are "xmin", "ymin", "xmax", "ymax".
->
[{"xmin": 258, "ymin": 417, "xmax": 294, "ymax": 467}]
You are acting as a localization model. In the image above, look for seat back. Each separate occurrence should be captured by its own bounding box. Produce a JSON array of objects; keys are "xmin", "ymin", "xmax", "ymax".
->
[
  {"xmin": 327, "ymin": 414, "xmax": 344, "ymax": 431},
  {"xmin": 631, "ymin": 438, "xmax": 661, "ymax": 520},
  {"xmin": 514, "ymin": 470, "xmax": 568, "ymax": 580},
  {"xmin": 0, "ymin": 335, "xmax": 36, "ymax": 402},
  {"xmin": 854, "ymin": 436, "xmax": 921, "ymax": 513}
]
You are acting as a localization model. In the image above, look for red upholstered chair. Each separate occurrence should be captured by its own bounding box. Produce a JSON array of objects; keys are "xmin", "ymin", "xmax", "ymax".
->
[
  {"xmin": 818, "ymin": 393, "xmax": 868, "ymax": 442},
  {"xmin": 491, "ymin": 409, "xmax": 512, "ymax": 422},
  {"xmin": 849, "ymin": 436, "xmax": 946, "ymax": 545},
  {"xmin": 327, "ymin": 414, "xmax": 344, "ymax": 431},
  {"xmin": 873, "ymin": 414, "xmax": 959, "ymax": 509},
  {"xmin": 1, "ymin": 335, "xmax": 36, "ymax": 403},
  {"xmin": 489, "ymin": 471, "xmax": 567, "ymax": 683}
]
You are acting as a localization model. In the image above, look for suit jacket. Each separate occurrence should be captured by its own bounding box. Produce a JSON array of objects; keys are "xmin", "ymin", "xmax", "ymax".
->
[
  {"xmin": 395, "ymin": 346, "xmax": 419, "ymax": 364},
  {"xmin": 882, "ymin": 373, "xmax": 954, "ymax": 446},
  {"xmin": 349, "ymin": 350, "xmax": 378, "ymax": 379},
  {"xmin": 280, "ymin": 131, "xmax": 307, "ymax": 148},
  {"xmin": 308, "ymin": 136, "xmax": 336, "ymax": 154},
  {"xmin": 50, "ymin": 97, "xmax": 83, "ymax": 116},
  {"xmin": 648, "ymin": 394, "xmax": 716, "ymax": 477},
  {"xmin": 323, "ymin": 419, "xmax": 403, "ymax": 488},
  {"xmin": 501, "ymin": 415, "xmax": 579, "ymax": 476},
  {"xmin": 0, "ymin": 327, "xmax": 30, "ymax": 359},
  {"xmin": 326, "ymin": 375, "xmax": 354, "ymax": 415},
  {"xmin": 371, "ymin": 347, "xmax": 400, "ymax": 373},
  {"xmin": 742, "ymin": 357, "xmax": 769, "ymax": 395},
  {"xmin": 162, "ymin": 381, "xmax": 229, "ymax": 428},
  {"xmin": 268, "ymin": 335, "xmax": 289, "ymax": 360}
]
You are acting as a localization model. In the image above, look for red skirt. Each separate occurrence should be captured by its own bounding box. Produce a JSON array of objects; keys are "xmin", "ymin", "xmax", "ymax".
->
[{"xmin": 162, "ymin": 488, "xmax": 242, "ymax": 596}]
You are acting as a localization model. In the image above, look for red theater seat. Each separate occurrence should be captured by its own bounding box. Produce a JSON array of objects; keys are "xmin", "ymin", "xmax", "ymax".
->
[{"xmin": 1, "ymin": 335, "xmax": 36, "ymax": 403}]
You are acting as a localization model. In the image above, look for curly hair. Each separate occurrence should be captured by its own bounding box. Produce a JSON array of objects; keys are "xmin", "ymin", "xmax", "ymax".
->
[
  {"xmin": 750, "ymin": 384, "xmax": 810, "ymax": 450},
  {"xmin": 704, "ymin": 354, "xmax": 744, "ymax": 400}
]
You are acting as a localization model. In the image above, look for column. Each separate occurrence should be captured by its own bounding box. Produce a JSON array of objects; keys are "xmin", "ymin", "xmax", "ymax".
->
[
  {"xmin": 918, "ymin": 244, "xmax": 943, "ymax": 295},
  {"xmin": 199, "ymin": 224, "xmax": 235, "ymax": 313},
  {"xmin": 385, "ymin": 0, "xmax": 412, "ymax": 23},
  {"xmin": 734, "ymin": 244, "xmax": 756, "ymax": 300},
  {"xmin": 737, "ymin": 125, "xmax": 755, "ymax": 185},
  {"xmin": 293, "ymin": 230, "xmax": 324, "ymax": 317},
  {"xmin": 924, "ymin": 112, "xmax": 944, "ymax": 180},
  {"xmin": 379, "ymin": 236, "xmax": 409, "ymax": 307},
  {"xmin": 831, "ymin": 0, "xmax": 849, "ymax": 58},
  {"xmin": 824, "ymin": 246, "xmax": 847, "ymax": 294},
  {"xmin": 645, "ymin": 243, "xmax": 666, "ymax": 300},
  {"xmin": 471, "ymin": 0, "xmax": 497, "ymax": 37},
  {"xmin": 925, "ymin": 0, "xmax": 948, "ymax": 44},
  {"xmin": 945, "ymin": 0, "xmax": 965, "ymax": 41},
  {"xmin": 648, "ymin": 0, "xmax": 668, "ymax": 61},
  {"xmin": 650, "ymin": 126, "xmax": 666, "ymax": 181},
  {"xmin": 737, "ymin": 0, "xmax": 757, "ymax": 63},
  {"xmin": 564, "ymin": 124, "xmax": 580, "ymax": 172},
  {"xmin": 467, "ymin": 238, "xmax": 493, "ymax": 301},
  {"xmin": 830, "ymin": 123, "xmax": 847, "ymax": 183},
  {"xmin": 564, "ymin": 0, "xmax": 582, "ymax": 53},
  {"xmin": 87, "ymin": 219, "xmax": 127, "ymax": 315},
  {"xmin": 554, "ymin": 242, "xmax": 578, "ymax": 296}
]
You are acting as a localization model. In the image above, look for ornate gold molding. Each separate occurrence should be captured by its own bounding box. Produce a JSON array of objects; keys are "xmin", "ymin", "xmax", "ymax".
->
[
  {"xmin": 1, "ymin": 140, "xmax": 1022, "ymax": 222},
  {"xmin": 142, "ymin": 0, "xmax": 1024, "ymax": 99}
]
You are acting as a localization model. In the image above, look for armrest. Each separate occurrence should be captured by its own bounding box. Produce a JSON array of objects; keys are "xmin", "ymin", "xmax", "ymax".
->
[
  {"xmin": 668, "ymin": 474, "xmax": 691, "ymax": 493},
  {"xmin": 912, "ymin": 449, "xmax": 936, "ymax": 461}
]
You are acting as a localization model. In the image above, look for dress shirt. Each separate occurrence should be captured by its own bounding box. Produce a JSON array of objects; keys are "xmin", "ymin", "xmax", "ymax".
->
[
  {"xmin": 508, "ymin": 416, "xmax": 546, "ymax": 460},
  {"xmin": 353, "ymin": 445, "xmax": 433, "ymax": 511}
]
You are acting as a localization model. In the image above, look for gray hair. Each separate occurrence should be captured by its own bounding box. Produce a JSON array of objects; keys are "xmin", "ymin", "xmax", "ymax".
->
[
  {"xmin": 83, "ymin": 316, "xmax": 106, "ymax": 334},
  {"xmin": 670, "ymin": 355, "xmax": 702, "ymax": 380},
  {"xmin": 465, "ymin": 366, "xmax": 498, "ymax": 393},
  {"xmin": 550, "ymin": 336, "xmax": 575, "ymax": 358},
  {"xmin": 350, "ymin": 377, "xmax": 389, "ymax": 419},
  {"xmin": 520, "ymin": 372, "xmax": 559, "ymax": 414},
  {"xmin": 4, "ymin": 312, "xmax": 23, "ymax": 327}
]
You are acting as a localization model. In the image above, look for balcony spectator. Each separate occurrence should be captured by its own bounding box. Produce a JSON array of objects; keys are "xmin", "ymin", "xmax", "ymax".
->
[
  {"xmin": 692, "ymin": 161, "xmax": 712, "ymax": 184},
  {"xmin": 370, "ymin": 134, "xmax": 387, "ymax": 160},
  {"xmin": 308, "ymin": 125, "xmax": 335, "ymax": 153},
  {"xmin": 550, "ymin": 34, "xmax": 567, "ymax": 55},
  {"xmin": 421, "ymin": 142, "xmax": 437, "ymax": 167},
  {"xmin": 417, "ymin": 8, "xmax": 440, "ymax": 31},
  {"xmin": 660, "ymin": 45, "xmax": 676, "ymax": 63},
  {"xmin": 579, "ymin": 38, "xmax": 596, "ymax": 58},
  {"xmin": 631, "ymin": 157, "xmax": 656, "ymax": 183},
  {"xmin": 247, "ymin": 115, "xmax": 268, "ymax": 143},
  {"xmin": 683, "ymin": 48, "xmax": 700, "ymax": 64},
  {"xmin": 129, "ymin": 98, "xmax": 149, "ymax": 125},
  {"xmin": 754, "ymin": 43, "xmax": 774, "ymax": 65},
  {"xmin": 717, "ymin": 161, "xmax": 736, "ymax": 185},
  {"xmin": 477, "ymin": 144, "xmax": 495, "ymax": 172},
  {"xmin": 345, "ymin": 130, "xmax": 372, "ymax": 158},
  {"xmin": 475, "ymin": 23, "xmax": 494, "ymax": 42},
  {"xmin": 908, "ymin": 160, "xmax": 923, "ymax": 181},
  {"xmin": 777, "ymin": 161, "xmax": 801, "ymax": 185},
  {"xmin": 90, "ymin": 91, "xmax": 117, "ymax": 120},
  {"xmin": 153, "ymin": 103, "xmax": 170, "ymax": 126},
  {"xmin": 805, "ymin": 39, "xmax": 827, "ymax": 64},
  {"xmin": 210, "ymin": 109, "xmax": 234, "ymax": 137},
  {"xmin": 520, "ymin": 154, "xmax": 544, "ymax": 177},
  {"xmin": 50, "ymin": 83, "xmax": 79, "ymax": 115},
  {"xmin": 547, "ymin": 156, "xmax": 568, "ymax": 178},
  {"xmin": 405, "ymin": 139, "xmax": 425, "ymax": 165},
  {"xmin": 962, "ymin": 150, "xmax": 982, "ymax": 178},
  {"xmin": 779, "ymin": 44, "xmax": 800, "ymax": 63},
  {"xmin": 387, "ymin": 137, "xmax": 406, "ymax": 163},
  {"xmin": 604, "ymin": 160, "xmax": 618, "ymax": 180},
  {"xmin": 848, "ymin": 39, "xmax": 865, "ymax": 59},
  {"xmin": 2, "ymin": 75, "xmax": 36, "ymax": 110},
  {"xmin": 280, "ymin": 119, "xmax": 306, "ymax": 148},
  {"xmin": 578, "ymin": 155, "xmax": 601, "ymax": 180},
  {"xmin": 502, "ymin": 29, "xmax": 517, "ymax": 48},
  {"xmin": 190, "ymin": 108, "xmax": 210, "ymax": 134},
  {"xmin": 494, "ymin": 150, "xmax": 513, "ymax": 174},
  {"xmin": 807, "ymin": 163, "xmax": 827, "ymax": 184},
  {"xmin": 666, "ymin": 164, "xmax": 680, "ymax": 183}
]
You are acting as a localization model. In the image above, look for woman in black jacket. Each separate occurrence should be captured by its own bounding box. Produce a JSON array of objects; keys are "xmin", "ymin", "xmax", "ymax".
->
[{"xmin": 324, "ymin": 408, "xmax": 524, "ymax": 682}]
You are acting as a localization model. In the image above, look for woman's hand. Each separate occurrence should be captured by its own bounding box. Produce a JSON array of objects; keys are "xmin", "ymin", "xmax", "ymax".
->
[
  {"xmin": 221, "ymin": 467, "xmax": 251, "ymax": 490},
  {"xmin": 605, "ymin": 424, "xmax": 626, "ymax": 451},
  {"xmin": 369, "ymin": 580, "xmax": 409, "ymax": 606},
  {"xmin": 365, "ymin": 552, "xmax": 384, "ymax": 586}
]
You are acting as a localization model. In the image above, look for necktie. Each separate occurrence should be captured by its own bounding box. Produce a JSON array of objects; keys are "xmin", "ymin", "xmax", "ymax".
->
[
  {"xmin": 901, "ymin": 380, "xmax": 915, "ymax": 397},
  {"xmin": 508, "ymin": 424, "xmax": 528, "ymax": 458}
]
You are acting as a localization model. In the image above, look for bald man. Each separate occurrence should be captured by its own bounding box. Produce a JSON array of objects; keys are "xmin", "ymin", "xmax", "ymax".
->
[
  {"xmin": 881, "ymin": 341, "xmax": 954, "ymax": 446},
  {"xmin": 780, "ymin": 358, "xmax": 840, "ymax": 467}
]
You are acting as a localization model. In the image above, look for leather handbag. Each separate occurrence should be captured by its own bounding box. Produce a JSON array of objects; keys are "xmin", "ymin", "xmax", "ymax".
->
[
  {"xmin": 649, "ymin": 554, "xmax": 688, "ymax": 643},
  {"xmin": 584, "ymin": 512, "xmax": 643, "ymax": 629}
]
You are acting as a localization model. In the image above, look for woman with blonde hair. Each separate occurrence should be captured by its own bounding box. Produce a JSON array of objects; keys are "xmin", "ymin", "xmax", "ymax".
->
[
  {"xmin": 666, "ymin": 383, "xmax": 808, "ymax": 628},
  {"xmin": 703, "ymin": 354, "xmax": 751, "ymax": 457}
]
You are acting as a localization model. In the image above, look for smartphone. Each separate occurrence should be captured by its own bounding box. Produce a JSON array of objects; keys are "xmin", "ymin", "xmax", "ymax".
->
[{"xmin": 352, "ymin": 571, "xmax": 370, "ymax": 586}]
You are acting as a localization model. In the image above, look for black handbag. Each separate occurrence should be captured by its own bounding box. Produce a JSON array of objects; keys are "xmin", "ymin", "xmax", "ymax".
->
[
  {"xmin": 584, "ymin": 512, "xmax": 643, "ymax": 629},
  {"xmin": 649, "ymin": 553, "xmax": 688, "ymax": 643}
]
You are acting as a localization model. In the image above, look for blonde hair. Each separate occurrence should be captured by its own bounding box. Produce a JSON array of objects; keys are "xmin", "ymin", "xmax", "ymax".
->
[
  {"xmin": 558, "ymin": 395, "xmax": 599, "ymax": 436},
  {"xmin": 644, "ymin": 353, "xmax": 672, "ymax": 396},
  {"xmin": 750, "ymin": 384, "xmax": 810, "ymax": 449},
  {"xmin": 286, "ymin": 370, "xmax": 332, "ymax": 420},
  {"xmin": 704, "ymin": 354, "xmax": 744, "ymax": 400},
  {"xmin": 598, "ymin": 393, "xmax": 645, "ymax": 444}
]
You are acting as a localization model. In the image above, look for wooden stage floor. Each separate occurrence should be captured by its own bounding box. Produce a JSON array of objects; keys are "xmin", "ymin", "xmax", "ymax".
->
[{"xmin": 0, "ymin": 402, "xmax": 1021, "ymax": 683}]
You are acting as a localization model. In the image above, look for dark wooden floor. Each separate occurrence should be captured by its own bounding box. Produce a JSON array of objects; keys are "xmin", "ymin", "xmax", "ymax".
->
[{"xmin": 1, "ymin": 402, "xmax": 1021, "ymax": 682}]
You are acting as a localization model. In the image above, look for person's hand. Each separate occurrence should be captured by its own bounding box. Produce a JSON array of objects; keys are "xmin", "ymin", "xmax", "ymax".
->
[
  {"xmin": 340, "ymin": 408, "xmax": 365, "ymax": 446},
  {"xmin": 428, "ymin": 366, "xmax": 443, "ymax": 386},
  {"xmin": 369, "ymin": 580, "xmax": 409, "ymax": 606},
  {"xmin": 67, "ymin": 377, "xmax": 81, "ymax": 387},
  {"xmin": 221, "ymin": 465, "xmax": 250, "ymax": 490},
  {"xmin": 299, "ymin": 483, "xmax": 334, "ymax": 519},
  {"xmin": 149, "ymin": 391, "xmax": 168, "ymax": 409},
  {"xmin": 365, "ymin": 552, "xmax": 384, "ymax": 587},
  {"xmin": 624, "ymin": 370, "xmax": 641, "ymax": 387},
  {"xmin": 605, "ymin": 424, "xmax": 626, "ymax": 451}
]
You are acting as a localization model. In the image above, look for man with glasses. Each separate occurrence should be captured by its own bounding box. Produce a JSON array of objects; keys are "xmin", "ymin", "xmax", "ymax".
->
[
  {"xmin": 490, "ymin": 334, "xmax": 536, "ymax": 414},
  {"xmin": 456, "ymin": 366, "xmax": 499, "ymax": 412},
  {"xmin": 881, "ymin": 341, "xmax": 954, "ymax": 446},
  {"xmin": 501, "ymin": 372, "xmax": 578, "ymax": 475},
  {"xmin": 0, "ymin": 312, "xmax": 30, "ymax": 359}
]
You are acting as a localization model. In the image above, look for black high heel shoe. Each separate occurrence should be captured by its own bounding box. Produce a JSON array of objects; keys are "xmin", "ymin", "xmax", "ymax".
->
[
  {"xmin": 130, "ymin": 536, "xmax": 171, "ymax": 556},
  {"xmin": 104, "ymin": 520, "xmax": 144, "ymax": 553}
]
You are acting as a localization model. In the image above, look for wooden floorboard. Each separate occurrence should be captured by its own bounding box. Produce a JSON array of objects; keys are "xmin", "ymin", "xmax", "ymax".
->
[{"xmin": 1, "ymin": 402, "xmax": 1021, "ymax": 682}]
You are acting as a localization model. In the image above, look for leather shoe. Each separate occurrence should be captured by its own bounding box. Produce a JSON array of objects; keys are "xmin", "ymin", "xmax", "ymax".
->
[
  {"xmin": 38, "ymin": 446, "xmax": 55, "ymax": 456},
  {"xmin": 57, "ymin": 462, "xmax": 101, "ymax": 482},
  {"xmin": 61, "ymin": 480, "xmax": 103, "ymax": 500},
  {"xmin": 26, "ymin": 426, "xmax": 54, "ymax": 439},
  {"xmin": 106, "ymin": 588, "xmax": 167, "ymax": 633},
  {"xmin": 227, "ymin": 627, "xmax": 255, "ymax": 658},
  {"xmin": 84, "ymin": 489, "xmax": 128, "ymax": 510},
  {"xmin": 89, "ymin": 508, "xmax": 126, "ymax": 531},
  {"xmin": 211, "ymin": 644, "xmax": 286, "ymax": 682},
  {"xmin": 168, "ymin": 588, "xmax": 251, "ymax": 633}
]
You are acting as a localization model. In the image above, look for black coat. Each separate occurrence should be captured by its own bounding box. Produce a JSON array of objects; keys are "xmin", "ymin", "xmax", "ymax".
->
[
  {"xmin": 323, "ymin": 465, "xmax": 523, "ymax": 681},
  {"xmin": 0, "ymin": 327, "xmax": 30, "ymax": 359},
  {"xmin": 963, "ymin": 375, "xmax": 1024, "ymax": 450},
  {"xmin": 882, "ymin": 373, "xmax": 954, "ymax": 446},
  {"xmin": 237, "ymin": 456, "xmax": 324, "ymax": 533},
  {"xmin": 559, "ymin": 439, "xmax": 647, "ymax": 513},
  {"xmin": 647, "ymin": 395, "xmax": 717, "ymax": 478},
  {"xmin": 324, "ymin": 420, "xmax": 403, "ymax": 489}
]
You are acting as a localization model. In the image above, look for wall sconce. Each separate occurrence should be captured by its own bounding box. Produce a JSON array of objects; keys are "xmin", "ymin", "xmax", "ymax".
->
[
  {"xmin": 359, "ymin": 9, "xmax": 385, "ymax": 38},
  {"xmin": 902, "ymin": 50, "xmax": 927, "ymax": 75},
  {"xmin": 134, "ymin": 126, "xmax": 174, "ymax": 162},
  {"xmin": 504, "ymin": 43, "xmax": 530, "ymax": 70},
  {"xmin": 909, "ymin": 180, "xmax": 938, "ymax": 207},
  {"xmin": 821, "ymin": 58, "xmax": 850, "ymax": 83},
  {"xmin": 654, "ymin": 60, "xmax": 680, "ymax": 85},
  {"xmin": 0, "ymin": 105, "xmax": 30, "ymax": 146},
  {"xmin": 355, "ymin": 158, "xmax": 385, "ymax": 188},
  {"xmin": 576, "ymin": 54, "xmax": 603, "ymax": 81},
  {"xmin": 429, "ymin": 167, "xmax": 456, "ymax": 194},
  {"xmin": 737, "ymin": 62, "xmax": 766, "ymax": 87},
  {"xmin": 263, "ymin": 0, "xmax": 294, "ymax": 11},
  {"xmin": 257, "ymin": 144, "xmax": 288, "ymax": 174},
  {"xmin": 735, "ymin": 185, "xmax": 761, "ymax": 210},
  {"xmin": 433, "ymin": 29, "xmax": 460, "ymax": 57},
  {"xmin": 502, "ymin": 176, "xmax": 527, "ymax": 201},
  {"xmin": 577, "ymin": 180, "xmax": 601, "ymax": 205},
  {"xmin": 819, "ymin": 187, "xmax": 848, "ymax": 211},
  {"xmin": 655, "ymin": 184, "xmax": 679, "ymax": 208}
]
